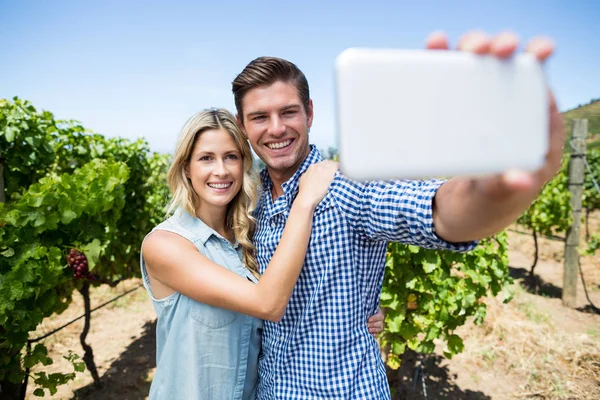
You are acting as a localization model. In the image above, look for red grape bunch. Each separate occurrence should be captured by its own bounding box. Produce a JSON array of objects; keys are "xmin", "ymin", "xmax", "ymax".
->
[{"xmin": 67, "ymin": 248, "xmax": 98, "ymax": 281}]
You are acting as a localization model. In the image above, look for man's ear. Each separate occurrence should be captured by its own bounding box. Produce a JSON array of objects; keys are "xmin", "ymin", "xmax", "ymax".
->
[
  {"xmin": 307, "ymin": 99, "xmax": 314, "ymax": 129},
  {"xmin": 236, "ymin": 114, "xmax": 248, "ymax": 138}
]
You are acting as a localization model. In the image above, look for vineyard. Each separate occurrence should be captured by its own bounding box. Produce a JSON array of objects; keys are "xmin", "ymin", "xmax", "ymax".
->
[{"xmin": 1, "ymin": 97, "xmax": 599, "ymax": 399}]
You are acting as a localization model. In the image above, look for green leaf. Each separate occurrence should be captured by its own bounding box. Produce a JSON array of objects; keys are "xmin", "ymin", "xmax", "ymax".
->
[
  {"xmin": 74, "ymin": 361, "xmax": 86, "ymax": 372},
  {"xmin": 387, "ymin": 354, "xmax": 401, "ymax": 370},
  {"xmin": 422, "ymin": 261, "xmax": 437, "ymax": 273},
  {"xmin": 9, "ymin": 280, "xmax": 24, "ymax": 299},
  {"xmin": 60, "ymin": 209, "xmax": 77, "ymax": 224},
  {"xmin": 380, "ymin": 291, "xmax": 393, "ymax": 301},
  {"xmin": 391, "ymin": 341, "xmax": 406, "ymax": 355},
  {"xmin": 81, "ymin": 239, "xmax": 102, "ymax": 271},
  {"xmin": 439, "ymin": 306, "xmax": 449, "ymax": 322},
  {"xmin": 447, "ymin": 334, "xmax": 464, "ymax": 355},
  {"xmin": 416, "ymin": 341, "xmax": 435, "ymax": 354},
  {"xmin": 425, "ymin": 326, "xmax": 440, "ymax": 342},
  {"xmin": 386, "ymin": 315, "xmax": 404, "ymax": 333},
  {"xmin": 33, "ymin": 389, "xmax": 45, "ymax": 397},
  {"xmin": 5, "ymin": 126, "xmax": 17, "ymax": 142},
  {"xmin": 1, "ymin": 248, "xmax": 15, "ymax": 257},
  {"xmin": 408, "ymin": 245, "xmax": 420, "ymax": 254}
]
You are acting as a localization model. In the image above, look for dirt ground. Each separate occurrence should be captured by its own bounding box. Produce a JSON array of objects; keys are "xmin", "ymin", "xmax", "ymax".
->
[{"xmin": 24, "ymin": 222, "xmax": 600, "ymax": 399}]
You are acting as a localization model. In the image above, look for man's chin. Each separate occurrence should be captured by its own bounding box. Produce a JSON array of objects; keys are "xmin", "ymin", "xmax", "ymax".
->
[{"xmin": 265, "ymin": 157, "xmax": 297, "ymax": 173}]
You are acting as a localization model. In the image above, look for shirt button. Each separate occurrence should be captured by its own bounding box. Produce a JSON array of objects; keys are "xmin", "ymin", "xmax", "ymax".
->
[
  {"xmin": 280, "ymin": 334, "xmax": 284, "ymax": 341},
  {"xmin": 271, "ymin": 222, "xmax": 276, "ymax": 229}
]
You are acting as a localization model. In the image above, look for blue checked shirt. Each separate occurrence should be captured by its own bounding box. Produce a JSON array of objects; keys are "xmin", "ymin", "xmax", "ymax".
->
[{"xmin": 254, "ymin": 146, "xmax": 476, "ymax": 399}]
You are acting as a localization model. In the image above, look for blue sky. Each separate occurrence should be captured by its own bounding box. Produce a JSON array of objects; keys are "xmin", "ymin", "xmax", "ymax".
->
[{"xmin": 1, "ymin": 0, "xmax": 599, "ymax": 154}]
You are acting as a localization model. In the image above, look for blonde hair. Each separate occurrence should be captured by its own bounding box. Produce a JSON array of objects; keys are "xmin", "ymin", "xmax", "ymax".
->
[{"xmin": 166, "ymin": 108, "xmax": 261, "ymax": 277}]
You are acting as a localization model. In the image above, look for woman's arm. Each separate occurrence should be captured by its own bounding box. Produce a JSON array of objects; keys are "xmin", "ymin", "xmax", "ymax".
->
[{"xmin": 143, "ymin": 161, "xmax": 338, "ymax": 322}]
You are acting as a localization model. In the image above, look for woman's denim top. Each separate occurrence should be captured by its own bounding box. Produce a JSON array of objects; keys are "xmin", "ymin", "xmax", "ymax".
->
[{"xmin": 140, "ymin": 208, "xmax": 263, "ymax": 400}]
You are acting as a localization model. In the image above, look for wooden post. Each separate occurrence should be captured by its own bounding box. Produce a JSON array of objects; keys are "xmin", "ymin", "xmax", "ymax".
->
[{"xmin": 563, "ymin": 119, "xmax": 588, "ymax": 308}]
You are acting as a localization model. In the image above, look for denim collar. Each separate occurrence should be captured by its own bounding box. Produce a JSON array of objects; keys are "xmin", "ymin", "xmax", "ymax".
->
[{"xmin": 176, "ymin": 207, "xmax": 238, "ymax": 248}]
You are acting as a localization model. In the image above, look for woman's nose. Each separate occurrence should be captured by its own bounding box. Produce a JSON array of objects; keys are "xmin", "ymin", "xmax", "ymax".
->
[{"xmin": 213, "ymin": 159, "xmax": 229, "ymax": 176}]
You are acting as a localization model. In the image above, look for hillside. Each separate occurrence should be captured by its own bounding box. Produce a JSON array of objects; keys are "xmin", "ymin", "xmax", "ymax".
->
[{"xmin": 563, "ymin": 98, "xmax": 600, "ymax": 151}]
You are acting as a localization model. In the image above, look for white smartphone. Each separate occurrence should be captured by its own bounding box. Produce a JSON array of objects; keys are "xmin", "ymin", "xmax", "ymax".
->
[{"xmin": 334, "ymin": 48, "xmax": 548, "ymax": 181}]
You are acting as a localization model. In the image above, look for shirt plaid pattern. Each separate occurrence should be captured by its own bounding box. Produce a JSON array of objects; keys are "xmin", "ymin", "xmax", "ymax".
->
[{"xmin": 254, "ymin": 146, "xmax": 476, "ymax": 399}]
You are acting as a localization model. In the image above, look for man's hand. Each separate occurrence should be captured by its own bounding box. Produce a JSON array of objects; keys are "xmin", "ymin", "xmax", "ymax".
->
[
  {"xmin": 428, "ymin": 31, "xmax": 563, "ymax": 192},
  {"xmin": 367, "ymin": 307, "xmax": 384, "ymax": 336},
  {"xmin": 427, "ymin": 31, "xmax": 565, "ymax": 243}
]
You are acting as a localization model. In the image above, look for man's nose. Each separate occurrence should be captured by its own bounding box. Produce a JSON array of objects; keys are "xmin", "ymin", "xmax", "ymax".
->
[{"xmin": 268, "ymin": 116, "xmax": 286, "ymax": 136}]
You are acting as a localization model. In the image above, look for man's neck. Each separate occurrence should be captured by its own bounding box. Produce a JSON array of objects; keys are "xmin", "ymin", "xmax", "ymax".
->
[
  {"xmin": 269, "ymin": 169, "xmax": 293, "ymax": 201},
  {"xmin": 267, "ymin": 146, "xmax": 310, "ymax": 201},
  {"xmin": 267, "ymin": 149, "xmax": 311, "ymax": 201}
]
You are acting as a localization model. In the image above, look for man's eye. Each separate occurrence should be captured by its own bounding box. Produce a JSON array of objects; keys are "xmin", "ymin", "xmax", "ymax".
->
[
  {"xmin": 283, "ymin": 110, "xmax": 296, "ymax": 116},
  {"xmin": 252, "ymin": 115, "xmax": 266, "ymax": 121}
]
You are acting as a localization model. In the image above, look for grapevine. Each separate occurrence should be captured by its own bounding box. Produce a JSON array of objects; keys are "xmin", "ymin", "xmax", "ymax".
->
[
  {"xmin": 516, "ymin": 157, "xmax": 572, "ymax": 279},
  {"xmin": 0, "ymin": 98, "xmax": 170, "ymax": 398}
]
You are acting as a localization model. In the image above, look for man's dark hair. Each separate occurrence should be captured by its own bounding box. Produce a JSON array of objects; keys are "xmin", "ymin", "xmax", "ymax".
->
[{"xmin": 232, "ymin": 56, "xmax": 310, "ymax": 124}]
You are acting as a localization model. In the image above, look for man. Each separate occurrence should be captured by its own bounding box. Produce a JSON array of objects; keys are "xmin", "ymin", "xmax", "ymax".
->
[{"xmin": 232, "ymin": 30, "xmax": 563, "ymax": 399}]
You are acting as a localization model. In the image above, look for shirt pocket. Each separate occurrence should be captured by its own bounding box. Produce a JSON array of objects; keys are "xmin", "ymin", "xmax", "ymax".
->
[{"xmin": 191, "ymin": 301, "xmax": 238, "ymax": 329}]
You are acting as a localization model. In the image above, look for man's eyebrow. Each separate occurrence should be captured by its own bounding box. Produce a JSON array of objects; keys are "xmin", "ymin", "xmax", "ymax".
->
[
  {"xmin": 246, "ymin": 110, "xmax": 266, "ymax": 118},
  {"xmin": 246, "ymin": 104, "xmax": 301, "ymax": 118}
]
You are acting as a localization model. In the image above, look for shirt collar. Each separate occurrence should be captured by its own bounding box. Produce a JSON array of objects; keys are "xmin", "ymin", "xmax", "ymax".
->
[{"xmin": 259, "ymin": 144, "xmax": 323, "ymax": 198}]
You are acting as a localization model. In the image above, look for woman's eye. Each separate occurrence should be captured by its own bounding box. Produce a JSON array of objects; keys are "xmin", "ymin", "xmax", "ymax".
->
[
  {"xmin": 199, "ymin": 156, "xmax": 211, "ymax": 161},
  {"xmin": 226, "ymin": 154, "xmax": 238, "ymax": 160}
]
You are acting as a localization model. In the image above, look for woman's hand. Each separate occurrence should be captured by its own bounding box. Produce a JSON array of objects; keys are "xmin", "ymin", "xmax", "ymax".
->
[
  {"xmin": 368, "ymin": 307, "xmax": 384, "ymax": 336},
  {"xmin": 296, "ymin": 161, "xmax": 339, "ymax": 209}
]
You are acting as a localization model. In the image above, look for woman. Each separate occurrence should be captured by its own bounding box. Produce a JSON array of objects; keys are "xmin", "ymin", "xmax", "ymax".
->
[{"xmin": 140, "ymin": 108, "xmax": 382, "ymax": 399}]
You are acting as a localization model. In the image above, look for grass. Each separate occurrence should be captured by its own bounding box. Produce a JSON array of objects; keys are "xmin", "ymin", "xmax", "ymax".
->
[
  {"xmin": 563, "ymin": 99, "xmax": 600, "ymax": 149},
  {"xmin": 517, "ymin": 300, "xmax": 551, "ymax": 324},
  {"xmin": 450, "ymin": 280, "xmax": 600, "ymax": 399}
]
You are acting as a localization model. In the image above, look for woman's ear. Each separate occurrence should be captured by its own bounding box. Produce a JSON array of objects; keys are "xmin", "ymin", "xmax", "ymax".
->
[{"xmin": 184, "ymin": 164, "xmax": 190, "ymax": 179}]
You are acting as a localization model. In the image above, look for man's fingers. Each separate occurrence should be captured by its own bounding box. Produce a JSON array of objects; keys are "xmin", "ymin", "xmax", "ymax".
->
[
  {"xmin": 368, "ymin": 323, "xmax": 383, "ymax": 333},
  {"xmin": 428, "ymin": 31, "xmax": 553, "ymax": 62},
  {"xmin": 526, "ymin": 37, "xmax": 555, "ymax": 62},
  {"xmin": 457, "ymin": 31, "xmax": 491, "ymax": 54},
  {"xmin": 426, "ymin": 31, "xmax": 449, "ymax": 50},
  {"xmin": 490, "ymin": 32, "xmax": 519, "ymax": 58}
]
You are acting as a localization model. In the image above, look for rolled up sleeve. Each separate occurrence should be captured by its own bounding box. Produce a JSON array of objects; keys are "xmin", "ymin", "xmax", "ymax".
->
[{"xmin": 332, "ymin": 174, "xmax": 477, "ymax": 252}]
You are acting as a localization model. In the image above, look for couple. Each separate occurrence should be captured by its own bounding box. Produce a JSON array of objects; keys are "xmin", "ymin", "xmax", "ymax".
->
[{"xmin": 141, "ymin": 30, "xmax": 563, "ymax": 399}]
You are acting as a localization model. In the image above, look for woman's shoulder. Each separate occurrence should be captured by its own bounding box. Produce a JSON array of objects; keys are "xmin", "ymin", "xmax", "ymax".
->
[{"xmin": 144, "ymin": 211, "xmax": 199, "ymax": 248}]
